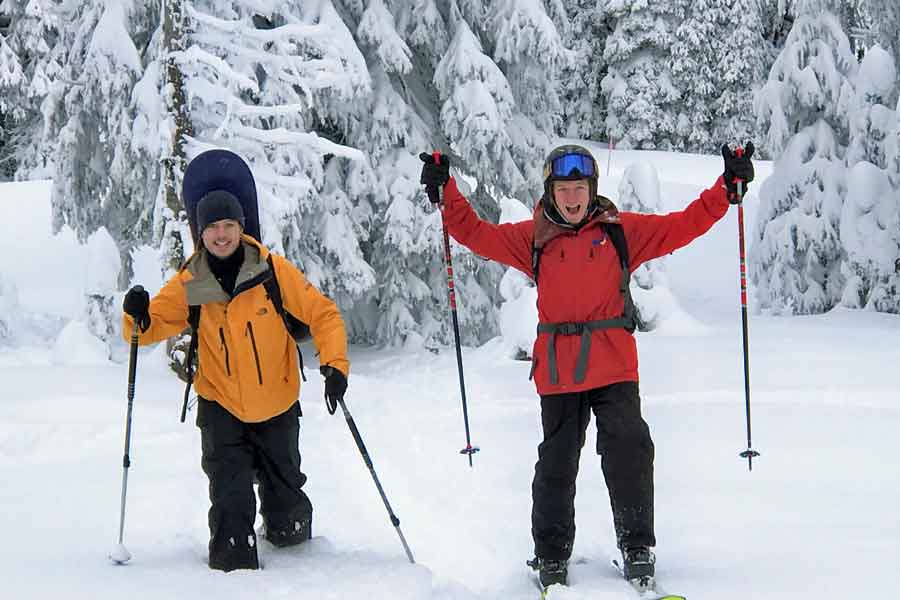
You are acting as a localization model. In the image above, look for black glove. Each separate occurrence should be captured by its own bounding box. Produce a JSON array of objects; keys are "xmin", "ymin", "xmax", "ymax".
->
[
  {"xmin": 321, "ymin": 365, "xmax": 347, "ymax": 413},
  {"xmin": 123, "ymin": 285, "xmax": 151, "ymax": 332},
  {"xmin": 419, "ymin": 152, "xmax": 450, "ymax": 204},
  {"xmin": 722, "ymin": 142, "xmax": 755, "ymax": 204}
]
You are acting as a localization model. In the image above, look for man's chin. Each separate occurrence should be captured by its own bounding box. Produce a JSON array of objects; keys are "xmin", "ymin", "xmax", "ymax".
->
[{"xmin": 209, "ymin": 244, "xmax": 237, "ymax": 258}]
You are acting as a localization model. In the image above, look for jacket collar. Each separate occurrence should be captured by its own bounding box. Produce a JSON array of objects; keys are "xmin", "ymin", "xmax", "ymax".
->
[
  {"xmin": 184, "ymin": 235, "xmax": 271, "ymax": 305},
  {"xmin": 534, "ymin": 195, "xmax": 621, "ymax": 249}
]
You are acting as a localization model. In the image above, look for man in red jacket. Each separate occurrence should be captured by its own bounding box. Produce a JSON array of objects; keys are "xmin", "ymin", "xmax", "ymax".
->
[{"xmin": 420, "ymin": 144, "xmax": 754, "ymax": 589}]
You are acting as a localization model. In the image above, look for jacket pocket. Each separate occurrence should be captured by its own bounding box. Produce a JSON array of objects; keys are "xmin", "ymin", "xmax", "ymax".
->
[
  {"xmin": 219, "ymin": 327, "xmax": 231, "ymax": 376},
  {"xmin": 246, "ymin": 321, "xmax": 264, "ymax": 385}
]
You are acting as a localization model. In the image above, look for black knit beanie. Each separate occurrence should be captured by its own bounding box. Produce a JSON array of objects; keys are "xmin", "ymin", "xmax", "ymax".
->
[{"xmin": 197, "ymin": 190, "xmax": 246, "ymax": 232}]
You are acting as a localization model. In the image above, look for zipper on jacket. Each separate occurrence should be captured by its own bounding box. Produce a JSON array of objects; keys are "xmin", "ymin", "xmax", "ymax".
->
[
  {"xmin": 246, "ymin": 321, "xmax": 264, "ymax": 385},
  {"xmin": 219, "ymin": 327, "xmax": 231, "ymax": 376}
]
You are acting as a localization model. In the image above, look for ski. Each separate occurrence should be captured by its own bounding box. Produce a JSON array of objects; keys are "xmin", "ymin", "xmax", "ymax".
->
[
  {"xmin": 530, "ymin": 574, "xmax": 551, "ymax": 600},
  {"xmin": 611, "ymin": 559, "xmax": 686, "ymax": 600}
]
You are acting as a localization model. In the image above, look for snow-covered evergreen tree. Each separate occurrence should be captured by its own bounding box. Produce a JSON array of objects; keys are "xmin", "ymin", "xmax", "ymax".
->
[
  {"xmin": 713, "ymin": 0, "xmax": 768, "ymax": 147},
  {"xmin": 750, "ymin": 0, "xmax": 857, "ymax": 315},
  {"xmin": 670, "ymin": 0, "xmax": 731, "ymax": 152},
  {"xmin": 601, "ymin": 0, "xmax": 685, "ymax": 150},
  {"xmin": 31, "ymin": 0, "xmax": 146, "ymax": 261},
  {"xmin": 755, "ymin": 0, "xmax": 856, "ymax": 159},
  {"xmin": 434, "ymin": 17, "xmax": 521, "ymax": 199},
  {"xmin": 0, "ymin": 24, "xmax": 23, "ymax": 179},
  {"xmin": 486, "ymin": 0, "xmax": 566, "ymax": 189},
  {"xmin": 11, "ymin": 0, "xmax": 575, "ymax": 350},
  {"xmin": 616, "ymin": 162, "xmax": 669, "ymax": 329},
  {"xmin": 555, "ymin": 0, "xmax": 609, "ymax": 140},
  {"xmin": 868, "ymin": 0, "xmax": 900, "ymax": 76},
  {"xmin": 0, "ymin": 0, "xmax": 57, "ymax": 180},
  {"xmin": 846, "ymin": 45, "xmax": 897, "ymax": 169},
  {"xmin": 839, "ymin": 47, "xmax": 900, "ymax": 312},
  {"xmin": 179, "ymin": 1, "xmax": 376, "ymax": 318},
  {"xmin": 751, "ymin": 124, "xmax": 849, "ymax": 315},
  {"xmin": 83, "ymin": 227, "xmax": 121, "ymax": 352}
]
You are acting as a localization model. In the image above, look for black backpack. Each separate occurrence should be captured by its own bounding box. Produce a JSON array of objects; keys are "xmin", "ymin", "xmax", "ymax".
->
[{"xmin": 179, "ymin": 254, "xmax": 311, "ymax": 422}]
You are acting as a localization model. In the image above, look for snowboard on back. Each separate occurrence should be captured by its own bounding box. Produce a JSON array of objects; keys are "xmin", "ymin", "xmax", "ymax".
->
[{"xmin": 182, "ymin": 149, "xmax": 261, "ymax": 245}]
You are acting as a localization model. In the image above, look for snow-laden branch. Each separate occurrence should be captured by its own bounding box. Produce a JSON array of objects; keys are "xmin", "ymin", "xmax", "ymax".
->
[{"xmin": 229, "ymin": 123, "xmax": 365, "ymax": 162}]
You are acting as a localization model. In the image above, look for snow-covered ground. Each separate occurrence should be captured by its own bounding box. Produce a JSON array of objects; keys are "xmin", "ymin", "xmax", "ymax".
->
[{"xmin": 2, "ymin": 150, "xmax": 898, "ymax": 600}]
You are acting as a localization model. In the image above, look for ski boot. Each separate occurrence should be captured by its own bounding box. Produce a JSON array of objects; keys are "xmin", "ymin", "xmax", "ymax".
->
[
  {"xmin": 527, "ymin": 556, "xmax": 569, "ymax": 588},
  {"xmin": 208, "ymin": 533, "xmax": 260, "ymax": 572},
  {"xmin": 622, "ymin": 546, "xmax": 655, "ymax": 581},
  {"xmin": 263, "ymin": 515, "xmax": 312, "ymax": 548}
]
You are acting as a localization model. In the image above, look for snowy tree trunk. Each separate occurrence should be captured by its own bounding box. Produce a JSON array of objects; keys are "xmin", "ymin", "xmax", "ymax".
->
[
  {"xmin": 161, "ymin": 0, "xmax": 192, "ymax": 273},
  {"xmin": 161, "ymin": 0, "xmax": 194, "ymax": 380}
]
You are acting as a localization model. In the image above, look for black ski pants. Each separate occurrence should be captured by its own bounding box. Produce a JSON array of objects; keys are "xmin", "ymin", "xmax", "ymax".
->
[
  {"xmin": 197, "ymin": 398, "xmax": 312, "ymax": 571},
  {"xmin": 531, "ymin": 381, "xmax": 655, "ymax": 561}
]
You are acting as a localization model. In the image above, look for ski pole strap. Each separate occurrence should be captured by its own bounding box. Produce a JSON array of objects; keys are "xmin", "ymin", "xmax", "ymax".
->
[{"xmin": 537, "ymin": 316, "xmax": 634, "ymax": 384}]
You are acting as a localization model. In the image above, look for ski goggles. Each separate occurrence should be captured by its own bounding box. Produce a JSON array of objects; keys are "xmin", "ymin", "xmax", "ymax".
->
[{"xmin": 547, "ymin": 152, "xmax": 596, "ymax": 179}]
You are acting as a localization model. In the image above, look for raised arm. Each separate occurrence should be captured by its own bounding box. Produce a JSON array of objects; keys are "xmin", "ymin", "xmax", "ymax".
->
[
  {"xmin": 622, "ymin": 144, "xmax": 756, "ymax": 269},
  {"xmin": 621, "ymin": 177, "xmax": 731, "ymax": 269},
  {"xmin": 438, "ymin": 177, "xmax": 535, "ymax": 277}
]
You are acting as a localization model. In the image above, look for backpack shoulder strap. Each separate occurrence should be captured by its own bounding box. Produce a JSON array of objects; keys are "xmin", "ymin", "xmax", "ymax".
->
[
  {"xmin": 263, "ymin": 255, "xmax": 285, "ymax": 318},
  {"xmin": 602, "ymin": 221, "xmax": 629, "ymax": 270},
  {"xmin": 265, "ymin": 254, "xmax": 310, "ymax": 381},
  {"xmin": 602, "ymin": 222, "xmax": 641, "ymax": 333}
]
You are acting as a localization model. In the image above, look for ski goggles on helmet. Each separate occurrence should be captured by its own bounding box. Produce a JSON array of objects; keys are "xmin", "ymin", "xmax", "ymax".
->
[{"xmin": 546, "ymin": 152, "xmax": 596, "ymax": 180}]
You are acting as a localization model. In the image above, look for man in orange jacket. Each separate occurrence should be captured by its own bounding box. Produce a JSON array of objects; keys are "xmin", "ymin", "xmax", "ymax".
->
[
  {"xmin": 420, "ymin": 144, "xmax": 754, "ymax": 588},
  {"xmin": 122, "ymin": 190, "xmax": 349, "ymax": 572}
]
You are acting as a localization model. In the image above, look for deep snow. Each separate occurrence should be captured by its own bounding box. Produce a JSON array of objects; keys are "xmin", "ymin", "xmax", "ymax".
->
[{"xmin": 1, "ymin": 150, "xmax": 898, "ymax": 600}]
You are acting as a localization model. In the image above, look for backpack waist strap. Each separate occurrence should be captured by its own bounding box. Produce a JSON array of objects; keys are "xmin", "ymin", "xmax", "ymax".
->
[{"xmin": 537, "ymin": 316, "xmax": 634, "ymax": 385}]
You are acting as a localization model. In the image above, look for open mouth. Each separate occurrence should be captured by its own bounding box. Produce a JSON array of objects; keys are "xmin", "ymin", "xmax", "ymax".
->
[{"xmin": 564, "ymin": 204, "xmax": 583, "ymax": 216}]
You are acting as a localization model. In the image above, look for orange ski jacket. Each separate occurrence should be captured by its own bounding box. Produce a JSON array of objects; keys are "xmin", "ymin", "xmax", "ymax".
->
[{"xmin": 123, "ymin": 235, "xmax": 348, "ymax": 422}]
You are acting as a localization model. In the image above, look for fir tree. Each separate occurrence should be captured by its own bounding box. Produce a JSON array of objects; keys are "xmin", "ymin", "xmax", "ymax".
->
[
  {"xmin": 0, "ymin": 28, "xmax": 23, "ymax": 179},
  {"xmin": 601, "ymin": 0, "xmax": 685, "ymax": 150},
  {"xmin": 868, "ymin": 0, "xmax": 900, "ymax": 75},
  {"xmin": 750, "ymin": 0, "xmax": 857, "ymax": 314},
  {"xmin": 556, "ymin": 0, "xmax": 609, "ymax": 140},
  {"xmin": 712, "ymin": 0, "xmax": 768, "ymax": 147},
  {"xmin": 840, "ymin": 47, "xmax": 900, "ymax": 312},
  {"xmin": 38, "ymin": 0, "xmax": 145, "ymax": 255}
]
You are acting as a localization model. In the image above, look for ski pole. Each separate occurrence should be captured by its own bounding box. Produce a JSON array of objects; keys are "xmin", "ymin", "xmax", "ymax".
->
[
  {"xmin": 110, "ymin": 296, "xmax": 143, "ymax": 564},
  {"xmin": 732, "ymin": 149, "xmax": 760, "ymax": 471},
  {"xmin": 428, "ymin": 151, "xmax": 479, "ymax": 467},
  {"xmin": 337, "ymin": 397, "xmax": 415, "ymax": 563}
]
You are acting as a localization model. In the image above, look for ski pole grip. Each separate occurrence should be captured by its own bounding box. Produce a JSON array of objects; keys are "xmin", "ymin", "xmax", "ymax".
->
[
  {"xmin": 425, "ymin": 151, "xmax": 443, "ymax": 205},
  {"xmin": 734, "ymin": 147, "xmax": 745, "ymax": 200}
]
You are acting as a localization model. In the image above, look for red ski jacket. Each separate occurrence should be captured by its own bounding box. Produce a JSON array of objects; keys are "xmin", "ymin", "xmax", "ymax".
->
[{"xmin": 441, "ymin": 175, "xmax": 731, "ymax": 396}]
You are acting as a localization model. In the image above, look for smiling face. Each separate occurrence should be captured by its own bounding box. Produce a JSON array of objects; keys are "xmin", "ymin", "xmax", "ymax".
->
[
  {"xmin": 201, "ymin": 219, "xmax": 243, "ymax": 259},
  {"xmin": 552, "ymin": 179, "xmax": 591, "ymax": 224}
]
